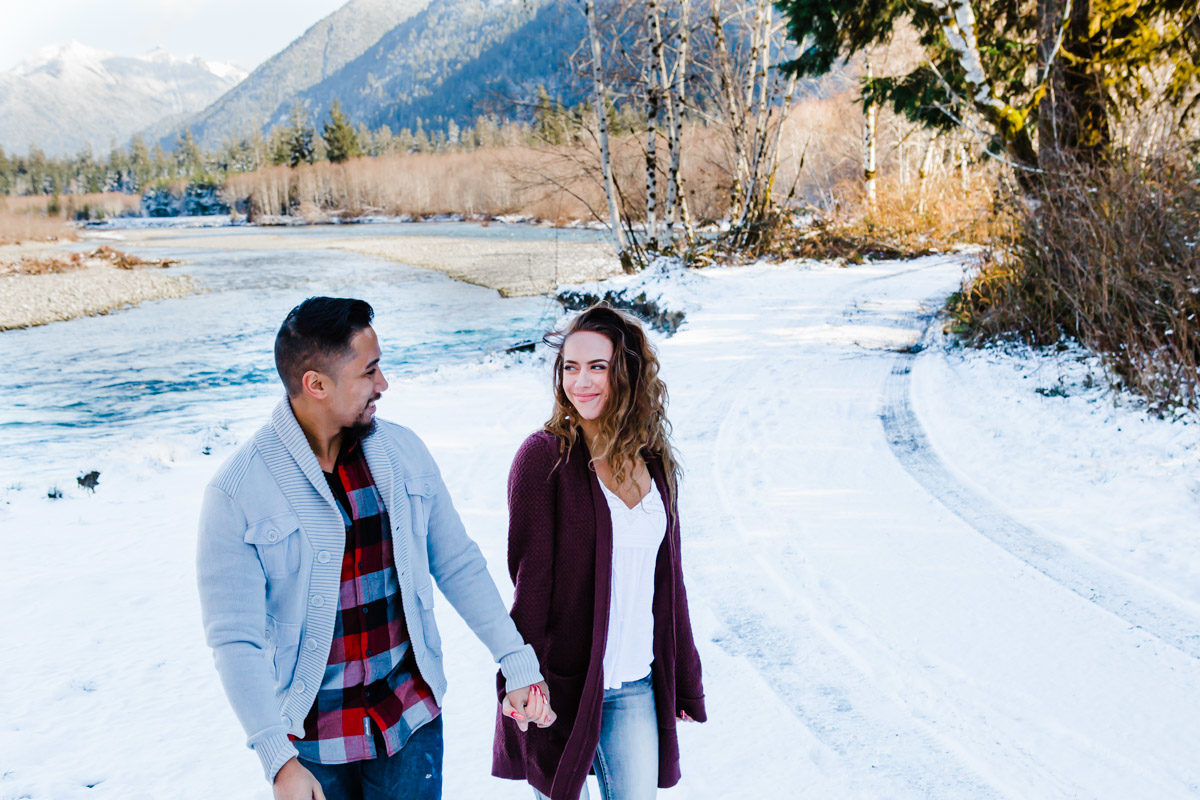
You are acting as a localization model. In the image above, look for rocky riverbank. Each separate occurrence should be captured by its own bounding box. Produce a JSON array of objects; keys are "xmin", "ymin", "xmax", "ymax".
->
[
  {"xmin": 0, "ymin": 242, "xmax": 194, "ymax": 330},
  {"xmin": 114, "ymin": 227, "xmax": 621, "ymax": 297}
]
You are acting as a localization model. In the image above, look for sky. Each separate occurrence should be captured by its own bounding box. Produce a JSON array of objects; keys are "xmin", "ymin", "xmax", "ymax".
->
[{"xmin": 1, "ymin": 0, "xmax": 350, "ymax": 72}]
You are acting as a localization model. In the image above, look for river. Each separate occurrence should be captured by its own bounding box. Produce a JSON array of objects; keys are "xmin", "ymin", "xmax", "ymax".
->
[{"xmin": 1, "ymin": 221, "xmax": 598, "ymax": 485}]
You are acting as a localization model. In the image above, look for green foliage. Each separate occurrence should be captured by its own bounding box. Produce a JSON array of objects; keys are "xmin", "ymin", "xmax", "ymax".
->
[
  {"xmin": 323, "ymin": 99, "xmax": 363, "ymax": 163},
  {"xmin": 775, "ymin": 0, "xmax": 1200, "ymax": 168},
  {"xmin": 275, "ymin": 104, "xmax": 315, "ymax": 167}
]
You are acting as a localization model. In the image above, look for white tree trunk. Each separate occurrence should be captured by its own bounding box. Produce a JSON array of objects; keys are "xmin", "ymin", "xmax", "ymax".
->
[
  {"xmin": 739, "ymin": 0, "xmax": 772, "ymax": 226},
  {"xmin": 652, "ymin": 0, "xmax": 682, "ymax": 242},
  {"xmin": 918, "ymin": 0, "xmax": 1011, "ymax": 123},
  {"xmin": 583, "ymin": 0, "xmax": 629, "ymax": 263},
  {"xmin": 863, "ymin": 57, "xmax": 878, "ymax": 210},
  {"xmin": 645, "ymin": 0, "xmax": 664, "ymax": 249},
  {"xmin": 711, "ymin": 0, "xmax": 747, "ymax": 220},
  {"xmin": 917, "ymin": 132, "xmax": 940, "ymax": 215},
  {"xmin": 671, "ymin": 0, "xmax": 694, "ymax": 244}
]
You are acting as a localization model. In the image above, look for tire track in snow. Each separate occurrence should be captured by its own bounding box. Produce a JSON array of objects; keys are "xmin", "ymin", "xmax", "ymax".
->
[
  {"xmin": 880, "ymin": 308, "xmax": 1200, "ymax": 662},
  {"xmin": 675, "ymin": 266, "xmax": 1008, "ymax": 798}
]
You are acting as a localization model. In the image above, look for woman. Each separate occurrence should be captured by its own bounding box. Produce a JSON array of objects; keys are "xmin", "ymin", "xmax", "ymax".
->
[{"xmin": 492, "ymin": 304, "xmax": 706, "ymax": 800}]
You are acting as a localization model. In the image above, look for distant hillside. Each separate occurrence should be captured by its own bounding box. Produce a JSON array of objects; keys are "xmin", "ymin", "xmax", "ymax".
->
[
  {"xmin": 159, "ymin": 0, "xmax": 430, "ymax": 149},
  {"xmin": 0, "ymin": 42, "xmax": 244, "ymax": 157},
  {"xmin": 296, "ymin": 0, "xmax": 587, "ymax": 134}
]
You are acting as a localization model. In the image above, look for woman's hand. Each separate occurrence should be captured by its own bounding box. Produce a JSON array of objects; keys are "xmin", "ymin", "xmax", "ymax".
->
[
  {"xmin": 502, "ymin": 681, "xmax": 557, "ymax": 732},
  {"xmin": 677, "ymin": 710, "xmax": 695, "ymax": 722}
]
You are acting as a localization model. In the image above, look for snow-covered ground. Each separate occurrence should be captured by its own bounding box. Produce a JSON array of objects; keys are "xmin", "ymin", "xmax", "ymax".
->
[{"xmin": 2, "ymin": 254, "xmax": 1199, "ymax": 799}]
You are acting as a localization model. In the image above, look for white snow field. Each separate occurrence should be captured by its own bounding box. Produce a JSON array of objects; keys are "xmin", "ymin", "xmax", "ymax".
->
[{"xmin": 2, "ymin": 255, "xmax": 1199, "ymax": 799}]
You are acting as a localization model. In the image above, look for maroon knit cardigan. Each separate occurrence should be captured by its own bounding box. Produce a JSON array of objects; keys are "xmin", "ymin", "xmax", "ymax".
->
[{"xmin": 491, "ymin": 430, "xmax": 706, "ymax": 800}]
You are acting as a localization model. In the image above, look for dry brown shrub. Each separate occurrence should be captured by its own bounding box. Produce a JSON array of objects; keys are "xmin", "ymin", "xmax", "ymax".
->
[
  {"xmin": 950, "ymin": 147, "xmax": 1200, "ymax": 411},
  {"xmin": 85, "ymin": 245, "xmax": 176, "ymax": 269},
  {"xmin": 783, "ymin": 165, "xmax": 1002, "ymax": 261},
  {"xmin": 0, "ymin": 251, "xmax": 85, "ymax": 276},
  {"xmin": 0, "ymin": 206, "xmax": 75, "ymax": 244}
]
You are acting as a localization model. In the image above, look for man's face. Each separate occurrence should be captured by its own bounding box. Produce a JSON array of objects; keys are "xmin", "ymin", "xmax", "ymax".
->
[{"xmin": 323, "ymin": 326, "xmax": 388, "ymax": 434}]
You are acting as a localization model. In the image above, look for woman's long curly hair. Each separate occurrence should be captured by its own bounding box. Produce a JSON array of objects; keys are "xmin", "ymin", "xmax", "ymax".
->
[{"xmin": 544, "ymin": 304, "xmax": 679, "ymax": 505}]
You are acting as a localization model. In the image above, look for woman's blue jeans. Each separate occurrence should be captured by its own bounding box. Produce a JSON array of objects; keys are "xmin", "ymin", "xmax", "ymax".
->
[
  {"xmin": 299, "ymin": 715, "xmax": 443, "ymax": 800},
  {"xmin": 535, "ymin": 673, "xmax": 660, "ymax": 800}
]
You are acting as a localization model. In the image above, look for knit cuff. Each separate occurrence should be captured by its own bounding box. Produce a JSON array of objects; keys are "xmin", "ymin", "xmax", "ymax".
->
[
  {"xmin": 677, "ymin": 693, "xmax": 707, "ymax": 723},
  {"xmin": 498, "ymin": 644, "xmax": 544, "ymax": 693},
  {"xmin": 252, "ymin": 731, "xmax": 300, "ymax": 783}
]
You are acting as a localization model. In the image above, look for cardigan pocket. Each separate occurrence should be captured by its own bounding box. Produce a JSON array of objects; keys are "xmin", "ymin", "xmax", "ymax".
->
[
  {"xmin": 403, "ymin": 473, "xmax": 437, "ymax": 537},
  {"xmin": 416, "ymin": 584, "xmax": 442, "ymax": 655},
  {"xmin": 542, "ymin": 665, "xmax": 586, "ymax": 737},
  {"xmin": 244, "ymin": 512, "xmax": 302, "ymax": 577},
  {"xmin": 266, "ymin": 615, "xmax": 303, "ymax": 688}
]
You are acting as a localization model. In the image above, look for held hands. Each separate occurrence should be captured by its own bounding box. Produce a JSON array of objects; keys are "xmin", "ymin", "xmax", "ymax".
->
[
  {"xmin": 272, "ymin": 758, "xmax": 326, "ymax": 800},
  {"xmin": 502, "ymin": 681, "xmax": 556, "ymax": 732}
]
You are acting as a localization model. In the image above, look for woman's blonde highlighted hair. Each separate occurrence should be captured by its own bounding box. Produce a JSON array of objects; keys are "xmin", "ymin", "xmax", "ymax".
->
[{"xmin": 544, "ymin": 304, "xmax": 679, "ymax": 503}]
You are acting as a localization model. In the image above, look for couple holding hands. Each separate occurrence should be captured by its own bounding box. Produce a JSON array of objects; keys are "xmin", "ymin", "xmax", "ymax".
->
[{"xmin": 197, "ymin": 297, "xmax": 705, "ymax": 800}]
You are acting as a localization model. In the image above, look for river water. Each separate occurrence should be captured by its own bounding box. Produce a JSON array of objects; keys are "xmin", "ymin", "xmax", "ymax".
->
[{"xmin": 1, "ymin": 222, "xmax": 597, "ymax": 485}]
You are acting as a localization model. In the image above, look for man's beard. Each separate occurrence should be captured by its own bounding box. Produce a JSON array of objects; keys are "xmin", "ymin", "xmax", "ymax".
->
[{"xmin": 342, "ymin": 417, "xmax": 376, "ymax": 445}]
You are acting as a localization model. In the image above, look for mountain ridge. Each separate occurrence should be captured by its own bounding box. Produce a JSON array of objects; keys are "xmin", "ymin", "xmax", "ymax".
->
[{"xmin": 0, "ymin": 42, "xmax": 245, "ymax": 157}]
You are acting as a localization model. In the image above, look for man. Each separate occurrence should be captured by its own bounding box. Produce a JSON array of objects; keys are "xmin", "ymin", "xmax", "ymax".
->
[{"xmin": 198, "ymin": 297, "xmax": 552, "ymax": 800}]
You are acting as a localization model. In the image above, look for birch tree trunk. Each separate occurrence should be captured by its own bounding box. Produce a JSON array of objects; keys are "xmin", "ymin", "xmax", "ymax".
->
[
  {"xmin": 863, "ymin": 57, "xmax": 878, "ymax": 210},
  {"xmin": 583, "ymin": 0, "xmax": 631, "ymax": 269},
  {"xmin": 917, "ymin": 132, "xmax": 939, "ymax": 215},
  {"xmin": 652, "ymin": 0, "xmax": 685, "ymax": 244},
  {"xmin": 645, "ymin": 0, "xmax": 664, "ymax": 249},
  {"xmin": 738, "ymin": 0, "xmax": 772, "ymax": 227},
  {"xmin": 671, "ymin": 0, "xmax": 695, "ymax": 244},
  {"xmin": 711, "ymin": 0, "xmax": 747, "ymax": 220},
  {"xmin": 918, "ymin": 0, "xmax": 1037, "ymax": 170},
  {"xmin": 645, "ymin": 75, "xmax": 660, "ymax": 249}
]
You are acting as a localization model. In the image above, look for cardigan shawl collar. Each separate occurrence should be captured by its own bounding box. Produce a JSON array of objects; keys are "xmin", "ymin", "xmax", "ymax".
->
[{"xmin": 267, "ymin": 399, "xmax": 413, "ymax": 544}]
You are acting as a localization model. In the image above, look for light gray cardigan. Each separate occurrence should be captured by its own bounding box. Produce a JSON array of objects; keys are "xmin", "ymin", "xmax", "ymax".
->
[{"xmin": 197, "ymin": 399, "xmax": 542, "ymax": 781}]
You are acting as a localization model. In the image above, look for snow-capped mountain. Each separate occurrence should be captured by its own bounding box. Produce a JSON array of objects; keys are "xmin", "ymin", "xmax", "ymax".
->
[
  {"xmin": 0, "ymin": 42, "xmax": 246, "ymax": 157},
  {"xmin": 157, "ymin": 0, "xmax": 585, "ymax": 150},
  {"xmin": 160, "ymin": 0, "xmax": 430, "ymax": 150}
]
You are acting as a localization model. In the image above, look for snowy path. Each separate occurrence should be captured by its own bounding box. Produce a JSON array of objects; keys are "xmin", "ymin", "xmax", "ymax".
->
[
  {"xmin": 885, "ymin": 336, "xmax": 1200, "ymax": 662},
  {"xmin": 664, "ymin": 257, "xmax": 1200, "ymax": 798},
  {"xmin": 3, "ymin": 255, "xmax": 1199, "ymax": 799}
]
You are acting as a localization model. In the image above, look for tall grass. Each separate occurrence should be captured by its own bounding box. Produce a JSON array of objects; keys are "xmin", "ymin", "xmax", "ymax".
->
[
  {"xmin": 951, "ymin": 146, "xmax": 1200, "ymax": 411},
  {"xmin": 0, "ymin": 200, "xmax": 74, "ymax": 245},
  {"xmin": 221, "ymin": 98, "xmax": 864, "ymax": 226},
  {"xmin": 0, "ymin": 192, "xmax": 142, "ymax": 245}
]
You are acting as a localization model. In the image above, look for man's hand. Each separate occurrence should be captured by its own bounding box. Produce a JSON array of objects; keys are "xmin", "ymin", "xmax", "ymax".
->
[
  {"xmin": 502, "ymin": 681, "xmax": 556, "ymax": 732},
  {"xmin": 273, "ymin": 757, "xmax": 326, "ymax": 800}
]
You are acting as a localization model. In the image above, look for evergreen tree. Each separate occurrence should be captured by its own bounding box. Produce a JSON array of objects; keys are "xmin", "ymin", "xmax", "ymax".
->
[
  {"xmin": 534, "ymin": 85, "xmax": 568, "ymax": 145},
  {"xmin": 775, "ymin": 0, "xmax": 1200, "ymax": 170},
  {"xmin": 0, "ymin": 145, "xmax": 11, "ymax": 194},
  {"xmin": 175, "ymin": 129, "xmax": 205, "ymax": 177},
  {"xmin": 278, "ymin": 103, "xmax": 316, "ymax": 167},
  {"xmin": 323, "ymin": 99, "xmax": 363, "ymax": 163}
]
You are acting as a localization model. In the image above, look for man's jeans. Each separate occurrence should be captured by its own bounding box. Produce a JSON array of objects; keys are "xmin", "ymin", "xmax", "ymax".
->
[
  {"xmin": 535, "ymin": 674, "xmax": 659, "ymax": 800},
  {"xmin": 300, "ymin": 715, "xmax": 443, "ymax": 800}
]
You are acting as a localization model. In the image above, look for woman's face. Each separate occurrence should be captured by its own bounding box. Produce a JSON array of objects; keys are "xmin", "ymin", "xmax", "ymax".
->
[{"xmin": 561, "ymin": 330, "xmax": 614, "ymax": 422}]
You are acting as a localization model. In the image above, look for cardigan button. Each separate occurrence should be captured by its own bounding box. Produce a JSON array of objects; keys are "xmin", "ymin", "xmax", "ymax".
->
[
  {"xmin": 304, "ymin": 638, "xmax": 318, "ymax": 651},
  {"xmin": 294, "ymin": 679, "xmax": 306, "ymax": 693},
  {"xmin": 281, "ymin": 714, "xmax": 292, "ymax": 727},
  {"xmin": 316, "ymin": 550, "xmax": 331, "ymax": 563},
  {"xmin": 310, "ymin": 595, "xmax": 325, "ymax": 608}
]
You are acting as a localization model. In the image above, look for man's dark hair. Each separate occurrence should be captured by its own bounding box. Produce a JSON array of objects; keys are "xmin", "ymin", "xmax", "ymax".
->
[{"xmin": 274, "ymin": 297, "xmax": 374, "ymax": 397}]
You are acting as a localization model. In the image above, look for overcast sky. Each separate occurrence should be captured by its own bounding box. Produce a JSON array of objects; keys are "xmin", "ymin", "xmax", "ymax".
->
[{"xmin": 2, "ymin": 0, "xmax": 349, "ymax": 72}]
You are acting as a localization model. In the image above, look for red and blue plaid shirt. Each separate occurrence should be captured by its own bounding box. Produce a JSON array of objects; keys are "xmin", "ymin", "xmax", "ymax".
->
[{"xmin": 292, "ymin": 438, "xmax": 440, "ymax": 764}]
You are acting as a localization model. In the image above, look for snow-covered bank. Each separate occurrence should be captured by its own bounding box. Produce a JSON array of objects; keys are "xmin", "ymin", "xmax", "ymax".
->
[{"xmin": 2, "ymin": 255, "xmax": 1199, "ymax": 799}]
